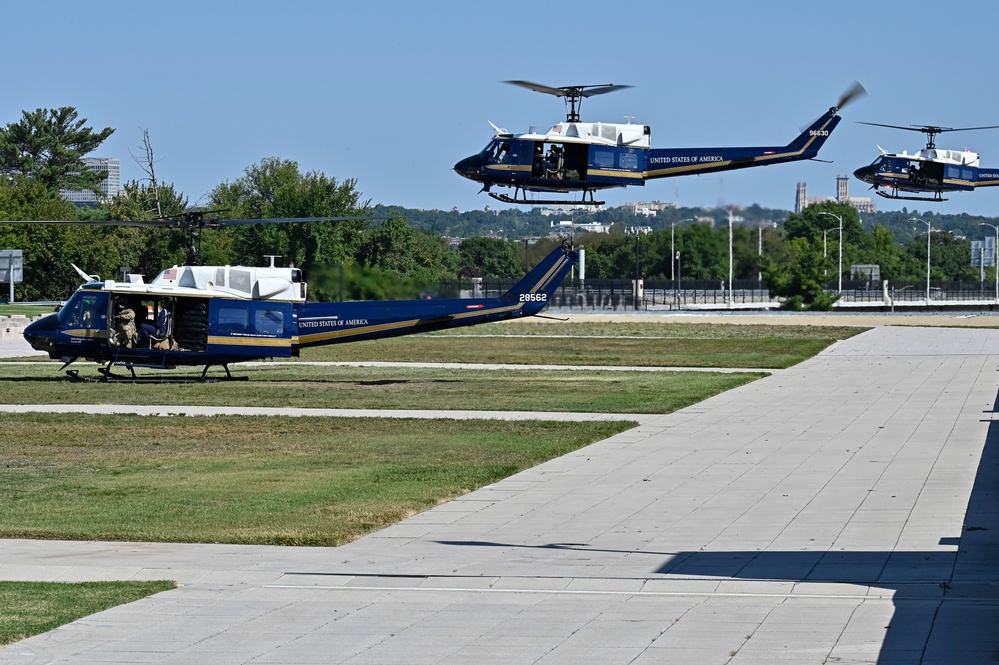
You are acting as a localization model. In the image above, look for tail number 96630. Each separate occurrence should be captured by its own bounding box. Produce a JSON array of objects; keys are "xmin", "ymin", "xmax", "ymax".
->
[{"xmin": 519, "ymin": 293, "xmax": 548, "ymax": 302}]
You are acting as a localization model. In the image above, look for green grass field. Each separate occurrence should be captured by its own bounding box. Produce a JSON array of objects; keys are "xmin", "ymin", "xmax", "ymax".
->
[
  {"xmin": 299, "ymin": 320, "xmax": 861, "ymax": 368},
  {"xmin": 2, "ymin": 363, "xmax": 767, "ymax": 413},
  {"xmin": 0, "ymin": 581, "xmax": 175, "ymax": 646},
  {"xmin": 0, "ymin": 414, "xmax": 634, "ymax": 546}
]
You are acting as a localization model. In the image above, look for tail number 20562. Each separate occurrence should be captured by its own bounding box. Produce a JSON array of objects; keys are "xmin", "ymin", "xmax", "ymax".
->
[{"xmin": 519, "ymin": 293, "xmax": 548, "ymax": 302}]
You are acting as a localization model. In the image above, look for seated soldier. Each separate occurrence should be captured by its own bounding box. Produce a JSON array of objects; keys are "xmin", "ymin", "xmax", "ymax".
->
[
  {"xmin": 140, "ymin": 304, "xmax": 173, "ymax": 349},
  {"xmin": 113, "ymin": 307, "xmax": 138, "ymax": 348}
]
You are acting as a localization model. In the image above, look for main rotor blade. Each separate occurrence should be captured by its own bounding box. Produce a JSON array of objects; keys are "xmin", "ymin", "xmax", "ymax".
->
[
  {"xmin": 577, "ymin": 84, "xmax": 633, "ymax": 97},
  {"xmin": 936, "ymin": 125, "xmax": 999, "ymax": 133},
  {"xmin": 504, "ymin": 80, "xmax": 569, "ymax": 97},
  {"xmin": 0, "ymin": 215, "xmax": 388, "ymax": 229},
  {"xmin": 211, "ymin": 216, "xmax": 386, "ymax": 228},
  {"xmin": 857, "ymin": 121, "xmax": 937, "ymax": 133},
  {"xmin": 503, "ymin": 80, "xmax": 631, "ymax": 98}
]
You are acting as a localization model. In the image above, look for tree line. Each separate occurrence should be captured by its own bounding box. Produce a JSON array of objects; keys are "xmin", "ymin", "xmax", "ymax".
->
[{"xmin": 0, "ymin": 106, "xmax": 992, "ymax": 307}]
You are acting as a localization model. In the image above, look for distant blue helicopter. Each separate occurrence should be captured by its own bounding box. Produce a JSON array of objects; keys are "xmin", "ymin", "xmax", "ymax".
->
[
  {"xmin": 454, "ymin": 80, "xmax": 866, "ymax": 205},
  {"xmin": 852, "ymin": 122, "xmax": 999, "ymax": 201},
  {"xmin": 18, "ymin": 213, "xmax": 578, "ymax": 382}
]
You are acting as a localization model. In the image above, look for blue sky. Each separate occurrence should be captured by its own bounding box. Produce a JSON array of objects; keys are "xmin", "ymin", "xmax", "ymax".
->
[{"xmin": 4, "ymin": 0, "xmax": 999, "ymax": 218}]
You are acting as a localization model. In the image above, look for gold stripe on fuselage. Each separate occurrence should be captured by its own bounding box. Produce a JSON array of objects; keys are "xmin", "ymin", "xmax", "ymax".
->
[
  {"xmin": 644, "ymin": 116, "xmax": 833, "ymax": 179},
  {"xmin": 291, "ymin": 254, "xmax": 569, "ymax": 345},
  {"xmin": 207, "ymin": 336, "xmax": 291, "ymax": 348}
]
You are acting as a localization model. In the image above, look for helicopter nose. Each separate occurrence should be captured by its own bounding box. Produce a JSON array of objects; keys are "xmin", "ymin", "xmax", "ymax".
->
[
  {"xmin": 453, "ymin": 154, "xmax": 483, "ymax": 181},
  {"xmin": 853, "ymin": 164, "xmax": 876, "ymax": 184},
  {"xmin": 23, "ymin": 313, "xmax": 58, "ymax": 353}
]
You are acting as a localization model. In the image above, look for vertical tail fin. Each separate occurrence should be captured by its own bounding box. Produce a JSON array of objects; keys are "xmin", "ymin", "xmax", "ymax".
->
[
  {"xmin": 503, "ymin": 241, "xmax": 578, "ymax": 314},
  {"xmin": 786, "ymin": 111, "xmax": 842, "ymax": 159}
]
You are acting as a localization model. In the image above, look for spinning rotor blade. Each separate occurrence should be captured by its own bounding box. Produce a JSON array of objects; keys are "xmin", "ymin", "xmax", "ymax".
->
[
  {"xmin": 504, "ymin": 80, "xmax": 632, "ymax": 123},
  {"xmin": 833, "ymin": 81, "xmax": 867, "ymax": 113},
  {"xmin": 575, "ymin": 83, "xmax": 633, "ymax": 97},
  {"xmin": 936, "ymin": 124, "xmax": 999, "ymax": 133},
  {"xmin": 1, "ymin": 213, "xmax": 391, "ymax": 265},
  {"xmin": 857, "ymin": 122, "xmax": 999, "ymax": 135},
  {"xmin": 504, "ymin": 80, "xmax": 632, "ymax": 98},
  {"xmin": 801, "ymin": 81, "xmax": 866, "ymax": 129},
  {"xmin": 505, "ymin": 80, "xmax": 569, "ymax": 97},
  {"xmin": 857, "ymin": 121, "xmax": 944, "ymax": 133},
  {"xmin": 856, "ymin": 121, "xmax": 999, "ymax": 149},
  {"xmin": 0, "ymin": 213, "xmax": 384, "ymax": 229}
]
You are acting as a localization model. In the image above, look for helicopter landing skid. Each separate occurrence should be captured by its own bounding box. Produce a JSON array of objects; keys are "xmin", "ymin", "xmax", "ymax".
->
[
  {"xmin": 876, "ymin": 190, "xmax": 947, "ymax": 202},
  {"xmin": 66, "ymin": 363, "xmax": 249, "ymax": 384},
  {"xmin": 488, "ymin": 191, "xmax": 605, "ymax": 206}
]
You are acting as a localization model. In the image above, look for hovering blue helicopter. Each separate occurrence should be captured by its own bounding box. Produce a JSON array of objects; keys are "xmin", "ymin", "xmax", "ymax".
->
[
  {"xmin": 852, "ymin": 122, "xmax": 999, "ymax": 201},
  {"xmin": 18, "ymin": 213, "xmax": 578, "ymax": 382},
  {"xmin": 454, "ymin": 80, "xmax": 866, "ymax": 205}
]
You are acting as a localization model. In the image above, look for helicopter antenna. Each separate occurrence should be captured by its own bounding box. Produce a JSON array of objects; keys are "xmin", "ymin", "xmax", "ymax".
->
[{"xmin": 504, "ymin": 80, "xmax": 633, "ymax": 123}]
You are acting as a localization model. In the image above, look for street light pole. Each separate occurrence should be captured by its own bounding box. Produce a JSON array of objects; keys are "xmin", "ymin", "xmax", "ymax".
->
[
  {"xmin": 634, "ymin": 230, "xmax": 641, "ymax": 311},
  {"xmin": 911, "ymin": 218, "xmax": 931, "ymax": 302},
  {"xmin": 671, "ymin": 218, "xmax": 693, "ymax": 282},
  {"xmin": 822, "ymin": 229, "xmax": 829, "ymax": 277},
  {"xmin": 727, "ymin": 210, "xmax": 733, "ymax": 307},
  {"xmin": 674, "ymin": 251, "xmax": 682, "ymax": 308},
  {"xmin": 818, "ymin": 211, "xmax": 843, "ymax": 294},
  {"xmin": 981, "ymin": 223, "xmax": 999, "ymax": 302},
  {"xmin": 758, "ymin": 225, "xmax": 762, "ymax": 285}
]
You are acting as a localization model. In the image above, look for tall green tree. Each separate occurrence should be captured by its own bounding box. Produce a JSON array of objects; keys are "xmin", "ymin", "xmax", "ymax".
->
[
  {"xmin": 209, "ymin": 157, "xmax": 371, "ymax": 268},
  {"xmin": 0, "ymin": 108, "xmax": 115, "ymax": 194},
  {"xmin": 355, "ymin": 217, "xmax": 453, "ymax": 283},
  {"xmin": 457, "ymin": 237, "xmax": 521, "ymax": 278},
  {"xmin": 0, "ymin": 176, "xmax": 82, "ymax": 299},
  {"xmin": 761, "ymin": 236, "xmax": 839, "ymax": 310}
]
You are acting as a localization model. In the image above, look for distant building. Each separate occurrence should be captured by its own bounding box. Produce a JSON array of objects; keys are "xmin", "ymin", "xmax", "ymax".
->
[
  {"xmin": 625, "ymin": 200, "xmax": 678, "ymax": 216},
  {"xmin": 550, "ymin": 220, "xmax": 612, "ymax": 235},
  {"xmin": 626, "ymin": 225, "xmax": 653, "ymax": 235},
  {"xmin": 60, "ymin": 157, "xmax": 121, "ymax": 205},
  {"xmin": 539, "ymin": 203, "xmax": 605, "ymax": 216},
  {"xmin": 795, "ymin": 175, "xmax": 876, "ymax": 214}
]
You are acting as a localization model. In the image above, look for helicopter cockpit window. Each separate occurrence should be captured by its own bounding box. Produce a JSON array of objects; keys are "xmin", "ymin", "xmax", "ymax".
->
[
  {"xmin": 484, "ymin": 140, "xmax": 511, "ymax": 164},
  {"xmin": 64, "ymin": 293, "xmax": 100, "ymax": 328},
  {"xmin": 495, "ymin": 143, "xmax": 510, "ymax": 163}
]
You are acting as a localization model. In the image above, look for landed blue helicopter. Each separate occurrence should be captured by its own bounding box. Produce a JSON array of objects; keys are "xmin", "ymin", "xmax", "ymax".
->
[
  {"xmin": 454, "ymin": 80, "xmax": 866, "ymax": 205},
  {"xmin": 18, "ymin": 214, "xmax": 578, "ymax": 382},
  {"xmin": 852, "ymin": 122, "xmax": 999, "ymax": 201}
]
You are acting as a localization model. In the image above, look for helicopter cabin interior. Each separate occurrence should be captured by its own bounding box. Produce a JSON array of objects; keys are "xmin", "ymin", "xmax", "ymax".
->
[
  {"xmin": 106, "ymin": 295, "xmax": 205, "ymax": 352},
  {"xmin": 482, "ymin": 121, "xmax": 652, "ymax": 183},
  {"xmin": 876, "ymin": 157, "xmax": 945, "ymax": 186},
  {"xmin": 876, "ymin": 155, "xmax": 978, "ymax": 188},
  {"xmin": 529, "ymin": 141, "xmax": 589, "ymax": 180}
]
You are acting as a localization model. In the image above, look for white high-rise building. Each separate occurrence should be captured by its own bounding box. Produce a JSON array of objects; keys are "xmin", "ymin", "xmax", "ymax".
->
[{"xmin": 60, "ymin": 157, "xmax": 121, "ymax": 205}]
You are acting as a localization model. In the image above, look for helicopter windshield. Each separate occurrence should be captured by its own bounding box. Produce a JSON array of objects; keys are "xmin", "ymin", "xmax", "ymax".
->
[
  {"xmin": 482, "ymin": 139, "xmax": 512, "ymax": 164},
  {"xmin": 878, "ymin": 158, "xmax": 906, "ymax": 174},
  {"xmin": 58, "ymin": 290, "xmax": 106, "ymax": 328}
]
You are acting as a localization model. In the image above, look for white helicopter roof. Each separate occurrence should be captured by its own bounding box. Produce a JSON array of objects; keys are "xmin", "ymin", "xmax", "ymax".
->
[
  {"xmin": 101, "ymin": 264, "xmax": 307, "ymax": 302},
  {"xmin": 513, "ymin": 120, "xmax": 651, "ymax": 148},
  {"xmin": 891, "ymin": 147, "xmax": 980, "ymax": 167}
]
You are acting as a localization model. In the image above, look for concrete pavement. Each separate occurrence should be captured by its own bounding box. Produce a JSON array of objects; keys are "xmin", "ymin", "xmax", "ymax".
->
[{"xmin": 1, "ymin": 326, "xmax": 998, "ymax": 663}]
